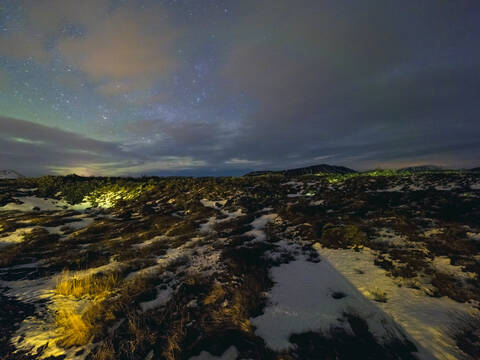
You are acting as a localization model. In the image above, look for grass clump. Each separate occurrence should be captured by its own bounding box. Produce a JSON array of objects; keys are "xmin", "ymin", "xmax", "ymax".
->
[
  {"xmin": 370, "ymin": 287, "xmax": 388, "ymax": 303},
  {"xmin": 55, "ymin": 301, "xmax": 116, "ymax": 348},
  {"xmin": 54, "ymin": 271, "xmax": 121, "ymax": 348},
  {"xmin": 203, "ymin": 283, "xmax": 226, "ymax": 305},
  {"xmin": 56, "ymin": 271, "xmax": 121, "ymax": 299}
]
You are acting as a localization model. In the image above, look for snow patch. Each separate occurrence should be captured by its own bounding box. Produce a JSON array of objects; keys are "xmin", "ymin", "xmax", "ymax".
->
[
  {"xmin": 1, "ymin": 196, "xmax": 92, "ymax": 212},
  {"xmin": 0, "ymin": 227, "xmax": 34, "ymax": 247},
  {"xmin": 244, "ymin": 213, "xmax": 278, "ymax": 242},
  {"xmin": 200, "ymin": 209, "xmax": 243, "ymax": 233},
  {"xmin": 140, "ymin": 286, "xmax": 173, "ymax": 312},
  {"xmin": 189, "ymin": 346, "xmax": 238, "ymax": 360},
  {"xmin": 375, "ymin": 185, "xmax": 404, "ymax": 192},
  {"xmin": 467, "ymin": 232, "xmax": 480, "ymax": 241},
  {"xmin": 315, "ymin": 245, "xmax": 479, "ymax": 360},
  {"xmin": 251, "ymin": 257, "xmax": 407, "ymax": 351},
  {"xmin": 200, "ymin": 199, "xmax": 227, "ymax": 210},
  {"xmin": 432, "ymin": 256, "xmax": 477, "ymax": 282}
]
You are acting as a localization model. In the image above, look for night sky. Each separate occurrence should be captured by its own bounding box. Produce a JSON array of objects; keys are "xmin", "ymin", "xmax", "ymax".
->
[{"xmin": 1, "ymin": 0, "xmax": 479, "ymax": 176}]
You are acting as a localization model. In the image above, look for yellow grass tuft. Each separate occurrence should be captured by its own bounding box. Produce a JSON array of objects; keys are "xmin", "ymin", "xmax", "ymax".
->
[
  {"xmin": 55, "ymin": 307, "xmax": 93, "ymax": 347},
  {"xmin": 56, "ymin": 270, "xmax": 121, "ymax": 300},
  {"xmin": 54, "ymin": 271, "xmax": 119, "ymax": 348},
  {"xmin": 203, "ymin": 284, "xmax": 226, "ymax": 305},
  {"xmin": 370, "ymin": 287, "xmax": 388, "ymax": 302},
  {"xmin": 55, "ymin": 300, "xmax": 116, "ymax": 348}
]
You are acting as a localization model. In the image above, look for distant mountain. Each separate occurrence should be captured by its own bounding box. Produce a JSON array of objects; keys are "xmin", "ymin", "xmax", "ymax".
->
[
  {"xmin": 470, "ymin": 167, "xmax": 480, "ymax": 172},
  {"xmin": 398, "ymin": 165, "xmax": 444, "ymax": 172},
  {"xmin": 245, "ymin": 164, "xmax": 356, "ymax": 176},
  {"xmin": 0, "ymin": 169, "xmax": 25, "ymax": 179}
]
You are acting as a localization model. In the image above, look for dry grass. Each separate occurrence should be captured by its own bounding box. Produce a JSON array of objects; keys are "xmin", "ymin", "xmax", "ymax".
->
[
  {"xmin": 92, "ymin": 339, "xmax": 116, "ymax": 360},
  {"xmin": 162, "ymin": 312, "xmax": 188, "ymax": 360},
  {"xmin": 370, "ymin": 287, "xmax": 388, "ymax": 303},
  {"xmin": 55, "ymin": 301, "xmax": 115, "ymax": 348},
  {"xmin": 54, "ymin": 271, "xmax": 120, "ymax": 348},
  {"xmin": 55, "ymin": 308, "xmax": 93, "ymax": 347},
  {"xmin": 56, "ymin": 270, "xmax": 121, "ymax": 299},
  {"xmin": 203, "ymin": 283, "xmax": 226, "ymax": 305},
  {"xmin": 120, "ymin": 311, "xmax": 158, "ymax": 359},
  {"xmin": 210, "ymin": 291, "xmax": 253, "ymax": 333}
]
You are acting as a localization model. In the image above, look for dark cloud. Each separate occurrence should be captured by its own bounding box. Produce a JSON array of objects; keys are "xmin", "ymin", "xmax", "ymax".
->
[
  {"xmin": 218, "ymin": 0, "xmax": 480, "ymax": 169},
  {"xmin": 0, "ymin": 117, "xmax": 119, "ymax": 153},
  {"xmin": 0, "ymin": 116, "xmax": 123, "ymax": 175},
  {"xmin": 0, "ymin": 117, "xmax": 207, "ymax": 176}
]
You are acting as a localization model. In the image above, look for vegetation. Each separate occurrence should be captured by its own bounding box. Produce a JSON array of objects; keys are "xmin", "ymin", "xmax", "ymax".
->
[
  {"xmin": 55, "ymin": 271, "xmax": 122, "ymax": 299},
  {"xmin": 0, "ymin": 171, "xmax": 479, "ymax": 359}
]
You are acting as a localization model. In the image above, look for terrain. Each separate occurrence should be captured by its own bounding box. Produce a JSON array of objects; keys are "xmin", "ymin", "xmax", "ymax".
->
[
  {"xmin": 0, "ymin": 170, "xmax": 479, "ymax": 360},
  {"xmin": 0, "ymin": 170, "xmax": 24, "ymax": 180}
]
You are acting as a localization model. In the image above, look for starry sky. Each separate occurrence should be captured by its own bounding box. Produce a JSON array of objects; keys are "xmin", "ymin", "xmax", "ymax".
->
[{"xmin": 0, "ymin": 0, "xmax": 479, "ymax": 176}]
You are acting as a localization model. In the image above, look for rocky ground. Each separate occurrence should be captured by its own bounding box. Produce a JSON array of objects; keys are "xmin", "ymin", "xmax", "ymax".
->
[{"xmin": 0, "ymin": 171, "xmax": 479, "ymax": 360}]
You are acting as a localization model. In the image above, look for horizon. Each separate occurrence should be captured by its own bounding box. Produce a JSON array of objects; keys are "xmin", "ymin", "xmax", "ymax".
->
[
  {"xmin": 1, "ymin": 1, "xmax": 480, "ymax": 176},
  {"xmin": 2, "ymin": 162, "xmax": 479, "ymax": 179}
]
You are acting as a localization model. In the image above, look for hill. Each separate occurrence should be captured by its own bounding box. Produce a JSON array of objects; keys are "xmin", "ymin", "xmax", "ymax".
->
[
  {"xmin": 0, "ymin": 170, "xmax": 24, "ymax": 179},
  {"xmin": 398, "ymin": 165, "xmax": 444, "ymax": 172},
  {"xmin": 245, "ymin": 163, "xmax": 356, "ymax": 176}
]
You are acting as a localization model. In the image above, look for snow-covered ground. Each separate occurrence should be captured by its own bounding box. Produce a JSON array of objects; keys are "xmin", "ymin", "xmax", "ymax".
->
[
  {"xmin": 314, "ymin": 245, "xmax": 479, "ymax": 360},
  {"xmin": 199, "ymin": 198, "xmax": 243, "ymax": 233},
  {"xmin": 0, "ymin": 169, "xmax": 23, "ymax": 179},
  {"xmin": 0, "ymin": 227, "xmax": 34, "ymax": 247},
  {"xmin": 1, "ymin": 173, "xmax": 479, "ymax": 359},
  {"xmin": 244, "ymin": 213, "xmax": 279, "ymax": 242},
  {"xmin": 251, "ymin": 256, "xmax": 409, "ymax": 351},
  {"xmin": 0, "ymin": 195, "xmax": 92, "ymax": 212},
  {"xmin": 189, "ymin": 346, "xmax": 238, "ymax": 360},
  {"xmin": 2, "ymin": 260, "xmax": 123, "ymax": 360}
]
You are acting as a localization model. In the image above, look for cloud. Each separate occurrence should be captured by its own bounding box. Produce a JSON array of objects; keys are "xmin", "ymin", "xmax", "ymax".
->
[
  {"xmin": 1, "ymin": 1, "xmax": 480, "ymax": 174},
  {"xmin": 125, "ymin": 118, "xmax": 228, "ymax": 152},
  {"xmin": 0, "ymin": 31, "xmax": 51, "ymax": 63},
  {"xmin": 23, "ymin": 0, "xmax": 111, "ymax": 33},
  {"xmin": 0, "ymin": 0, "xmax": 112, "ymax": 63},
  {"xmin": 56, "ymin": 6, "xmax": 180, "ymax": 94},
  {"xmin": 217, "ymin": 0, "xmax": 480, "ymax": 169},
  {"xmin": 0, "ymin": 117, "xmax": 208, "ymax": 176},
  {"xmin": 49, "ymin": 157, "xmax": 205, "ymax": 177},
  {"xmin": 224, "ymin": 158, "xmax": 265, "ymax": 166},
  {"xmin": 0, "ymin": 116, "xmax": 119, "ymax": 154},
  {"xmin": 0, "ymin": 70, "xmax": 10, "ymax": 89},
  {"xmin": 0, "ymin": 1, "xmax": 180, "ymax": 94},
  {"xmin": 0, "ymin": 116, "xmax": 122, "ymax": 175}
]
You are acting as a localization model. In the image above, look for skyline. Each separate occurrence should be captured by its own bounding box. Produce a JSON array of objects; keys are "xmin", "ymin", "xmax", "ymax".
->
[{"xmin": 1, "ymin": 0, "xmax": 480, "ymax": 176}]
